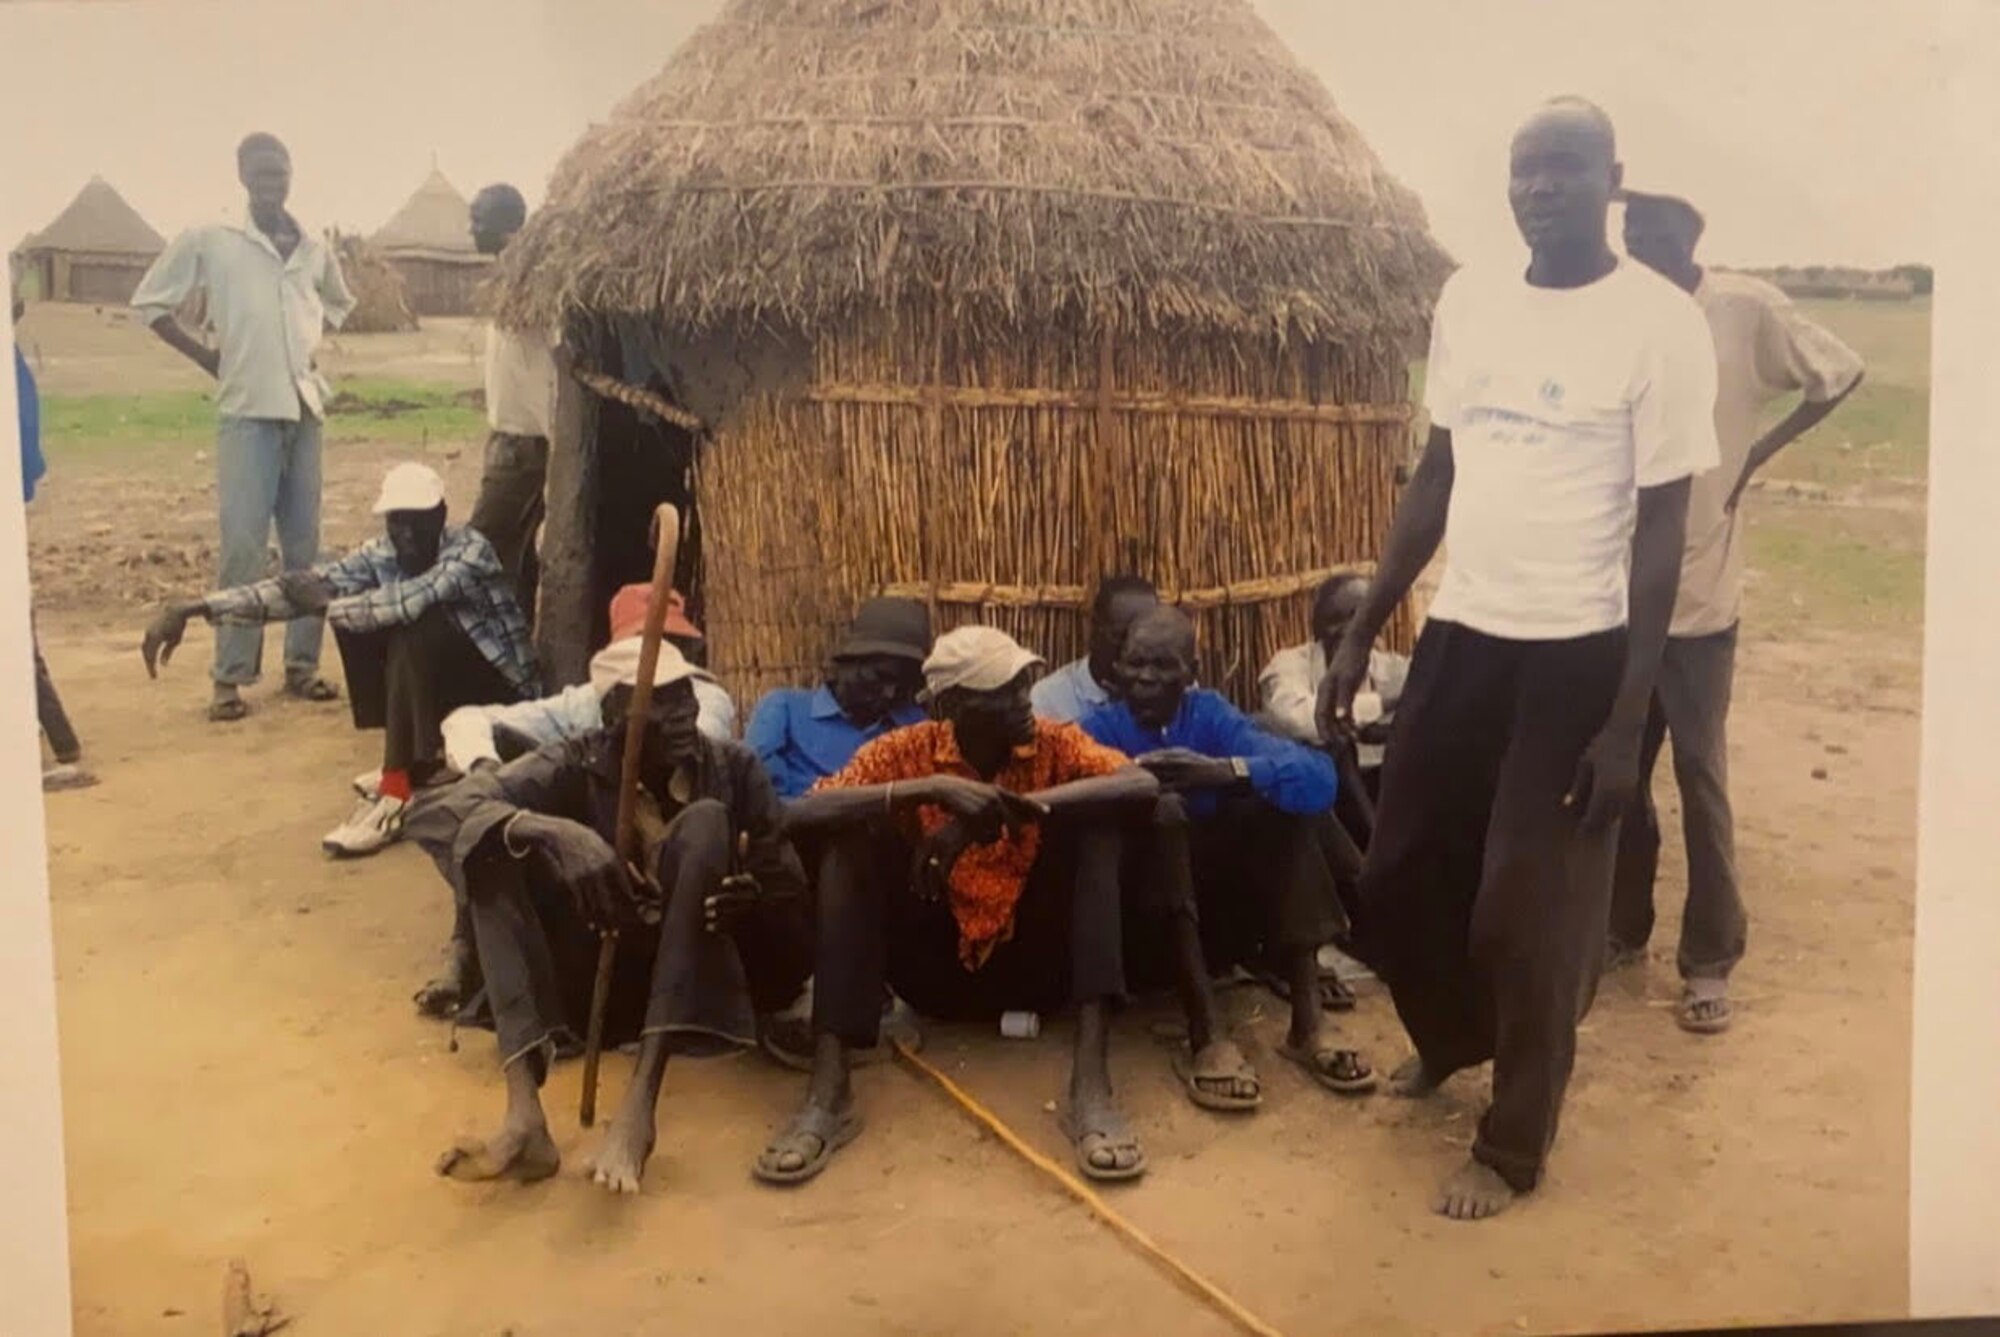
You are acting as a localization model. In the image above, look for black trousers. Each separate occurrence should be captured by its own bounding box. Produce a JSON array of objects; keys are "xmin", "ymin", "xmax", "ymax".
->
[
  {"xmin": 468, "ymin": 432, "xmax": 548, "ymax": 625},
  {"xmin": 1357, "ymin": 620, "xmax": 1625, "ymax": 1193},
  {"xmin": 465, "ymin": 799, "xmax": 812, "ymax": 1079},
  {"xmin": 811, "ymin": 821, "xmax": 1127, "ymax": 1047},
  {"xmin": 32, "ymin": 621, "xmax": 80, "ymax": 763},
  {"xmin": 335, "ymin": 604, "xmax": 516, "ymax": 774},
  {"xmin": 1610, "ymin": 627, "xmax": 1746, "ymax": 981},
  {"xmin": 1139, "ymin": 794, "xmax": 1347, "ymax": 979}
]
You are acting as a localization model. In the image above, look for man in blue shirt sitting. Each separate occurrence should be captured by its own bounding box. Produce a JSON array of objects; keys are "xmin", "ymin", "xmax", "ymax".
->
[
  {"xmin": 744, "ymin": 597, "xmax": 933, "ymax": 799},
  {"xmin": 1081, "ymin": 606, "xmax": 1376, "ymax": 1101},
  {"xmin": 743, "ymin": 596, "xmax": 933, "ymax": 1065}
]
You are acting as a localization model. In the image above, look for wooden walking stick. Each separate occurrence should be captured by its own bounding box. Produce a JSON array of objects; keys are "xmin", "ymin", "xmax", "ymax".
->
[{"xmin": 579, "ymin": 501, "xmax": 681, "ymax": 1128}]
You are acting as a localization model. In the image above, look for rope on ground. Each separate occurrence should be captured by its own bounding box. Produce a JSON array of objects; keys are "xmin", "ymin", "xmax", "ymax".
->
[{"xmin": 889, "ymin": 1040, "xmax": 1288, "ymax": 1337}]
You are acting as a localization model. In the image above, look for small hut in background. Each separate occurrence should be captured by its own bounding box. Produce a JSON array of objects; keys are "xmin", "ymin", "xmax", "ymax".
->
[
  {"xmin": 370, "ymin": 168, "xmax": 489, "ymax": 317},
  {"xmin": 15, "ymin": 177, "xmax": 165, "ymax": 305},
  {"xmin": 493, "ymin": 0, "xmax": 1451, "ymax": 703},
  {"xmin": 330, "ymin": 232, "xmax": 419, "ymax": 334}
]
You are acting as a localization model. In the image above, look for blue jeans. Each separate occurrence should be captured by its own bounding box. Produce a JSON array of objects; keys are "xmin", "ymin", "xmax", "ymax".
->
[{"xmin": 214, "ymin": 413, "xmax": 324, "ymax": 686}]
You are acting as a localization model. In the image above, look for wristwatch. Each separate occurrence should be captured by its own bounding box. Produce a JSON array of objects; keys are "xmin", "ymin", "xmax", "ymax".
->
[{"xmin": 1228, "ymin": 757, "xmax": 1251, "ymax": 781}]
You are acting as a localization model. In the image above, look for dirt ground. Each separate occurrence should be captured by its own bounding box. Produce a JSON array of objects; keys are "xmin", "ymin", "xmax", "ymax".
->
[{"xmin": 26, "ymin": 304, "xmax": 1921, "ymax": 1336}]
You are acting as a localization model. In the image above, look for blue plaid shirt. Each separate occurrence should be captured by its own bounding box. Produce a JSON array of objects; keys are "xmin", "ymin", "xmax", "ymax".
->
[{"xmin": 206, "ymin": 524, "xmax": 537, "ymax": 698}]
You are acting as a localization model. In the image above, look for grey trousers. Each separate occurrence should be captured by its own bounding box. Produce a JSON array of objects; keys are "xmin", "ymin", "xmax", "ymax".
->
[{"xmin": 1609, "ymin": 627, "xmax": 1746, "ymax": 981}]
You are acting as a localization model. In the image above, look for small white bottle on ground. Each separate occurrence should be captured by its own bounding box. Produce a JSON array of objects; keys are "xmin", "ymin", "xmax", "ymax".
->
[{"xmin": 1000, "ymin": 1010, "xmax": 1041, "ymax": 1039}]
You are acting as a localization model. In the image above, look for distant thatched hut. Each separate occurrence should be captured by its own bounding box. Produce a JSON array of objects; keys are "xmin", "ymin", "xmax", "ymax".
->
[
  {"xmin": 16, "ymin": 177, "xmax": 165, "ymax": 305},
  {"xmin": 331, "ymin": 233, "xmax": 419, "ymax": 334},
  {"xmin": 371, "ymin": 169, "xmax": 490, "ymax": 318},
  {"xmin": 493, "ymin": 0, "xmax": 1451, "ymax": 702}
]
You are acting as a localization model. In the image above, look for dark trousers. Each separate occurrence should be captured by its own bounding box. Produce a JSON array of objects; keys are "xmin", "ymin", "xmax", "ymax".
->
[
  {"xmin": 32, "ymin": 623, "xmax": 80, "ymax": 763},
  {"xmin": 811, "ymin": 821, "xmax": 1127, "ymax": 1047},
  {"xmin": 1609, "ymin": 628, "xmax": 1745, "ymax": 981},
  {"xmin": 1357, "ymin": 620, "xmax": 1625, "ymax": 1194},
  {"xmin": 465, "ymin": 799, "xmax": 812, "ymax": 1078},
  {"xmin": 468, "ymin": 432, "xmax": 549, "ymax": 626},
  {"xmin": 1147, "ymin": 795, "xmax": 1347, "ymax": 975},
  {"xmin": 335, "ymin": 604, "xmax": 516, "ymax": 774}
]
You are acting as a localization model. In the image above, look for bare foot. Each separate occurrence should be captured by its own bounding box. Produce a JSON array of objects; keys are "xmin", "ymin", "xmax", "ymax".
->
[
  {"xmin": 1433, "ymin": 1158, "xmax": 1516, "ymax": 1221},
  {"xmin": 586, "ymin": 1114, "xmax": 657, "ymax": 1195},
  {"xmin": 435, "ymin": 1118, "xmax": 560, "ymax": 1183},
  {"xmin": 1389, "ymin": 1056, "xmax": 1443, "ymax": 1098}
]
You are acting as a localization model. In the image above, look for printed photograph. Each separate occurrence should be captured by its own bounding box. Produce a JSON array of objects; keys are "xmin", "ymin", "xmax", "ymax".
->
[{"xmin": 3, "ymin": 0, "xmax": 1934, "ymax": 1333}]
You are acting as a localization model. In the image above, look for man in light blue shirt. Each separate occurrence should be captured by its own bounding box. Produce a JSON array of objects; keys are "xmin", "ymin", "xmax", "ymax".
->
[
  {"xmin": 1029, "ymin": 574, "xmax": 1157, "ymax": 722},
  {"xmin": 131, "ymin": 132, "xmax": 355, "ymax": 723}
]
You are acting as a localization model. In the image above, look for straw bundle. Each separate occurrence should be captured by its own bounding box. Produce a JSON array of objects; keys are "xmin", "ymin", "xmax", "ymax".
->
[
  {"xmin": 332, "ymin": 233, "xmax": 418, "ymax": 334},
  {"xmin": 493, "ymin": 0, "xmax": 1450, "ymax": 702}
]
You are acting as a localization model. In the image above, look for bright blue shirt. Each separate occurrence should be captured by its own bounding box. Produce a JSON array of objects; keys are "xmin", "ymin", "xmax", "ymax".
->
[
  {"xmin": 1079, "ymin": 688, "xmax": 1337, "ymax": 819},
  {"xmin": 16, "ymin": 348, "xmax": 43, "ymax": 505},
  {"xmin": 745, "ymin": 684, "xmax": 928, "ymax": 800}
]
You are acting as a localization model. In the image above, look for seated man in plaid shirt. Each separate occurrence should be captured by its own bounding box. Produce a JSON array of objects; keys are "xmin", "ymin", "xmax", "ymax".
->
[{"xmin": 141, "ymin": 462, "xmax": 537, "ymax": 857}]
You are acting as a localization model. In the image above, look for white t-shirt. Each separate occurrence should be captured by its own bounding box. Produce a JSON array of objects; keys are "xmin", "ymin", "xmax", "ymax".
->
[
  {"xmin": 484, "ymin": 324, "xmax": 558, "ymax": 438},
  {"xmin": 1422, "ymin": 260, "xmax": 1720, "ymax": 640}
]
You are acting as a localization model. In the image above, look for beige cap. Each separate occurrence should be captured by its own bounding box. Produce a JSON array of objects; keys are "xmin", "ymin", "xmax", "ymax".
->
[
  {"xmin": 588, "ymin": 637, "xmax": 700, "ymax": 697},
  {"xmin": 372, "ymin": 462, "xmax": 447, "ymax": 514},
  {"xmin": 922, "ymin": 626, "xmax": 1044, "ymax": 699}
]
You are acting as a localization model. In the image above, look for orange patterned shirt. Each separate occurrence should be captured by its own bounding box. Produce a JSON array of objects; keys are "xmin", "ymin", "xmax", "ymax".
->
[{"xmin": 811, "ymin": 719, "xmax": 1132, "ymax": 969}]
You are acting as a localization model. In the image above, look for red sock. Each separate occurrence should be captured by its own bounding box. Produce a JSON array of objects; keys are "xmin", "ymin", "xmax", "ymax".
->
[{"xmin": 378, "ymin": 769, "xmax": 413, "ymax": 802}]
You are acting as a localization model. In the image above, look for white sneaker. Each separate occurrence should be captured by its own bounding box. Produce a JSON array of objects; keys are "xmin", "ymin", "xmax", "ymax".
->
[
  {"xmin": 322, "ymin": 795, "xmax": 408, "ymax": 858},
  {"xmin": 352, "ymin": 770, "xmax": 382, "ymax": 800},
  {"xmin": 1317, "ymin": 943, "xmax": 1376, "ymax": 983}
]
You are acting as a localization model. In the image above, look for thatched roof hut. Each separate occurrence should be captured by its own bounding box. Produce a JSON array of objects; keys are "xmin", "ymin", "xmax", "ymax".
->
[
  {"xmin": 370, "ymin": 169, "xmax": 491, "ymax": 317},
  {"xmin": 16, "ymin": 177, "xmax": 166, "ymax": 305},
  {"xmin": 494, "ymin": 0, "xmax": 1451, "ymax": 702},
  {"xmin": 331, "ymin": 232, "xmax": 419, "ymax": 334}
]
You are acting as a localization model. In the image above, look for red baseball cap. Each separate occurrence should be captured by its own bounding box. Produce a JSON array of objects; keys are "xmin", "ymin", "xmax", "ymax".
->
[{"xmin": 608, "ymin": 584, "xmax": 702, "ymax": 644}]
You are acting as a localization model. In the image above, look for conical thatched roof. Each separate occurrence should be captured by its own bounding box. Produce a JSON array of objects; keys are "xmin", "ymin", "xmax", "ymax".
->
[
  {"xmin": 371, "ymin": 168, "xmax": 479, "ymax": 259},
  {"xmin": 26, "ymin": 177, "xmax": 165, "ymax": 256},
  {"xmin": 494, "ymin": 0, "xmax": 1450, "ymax": 345}
]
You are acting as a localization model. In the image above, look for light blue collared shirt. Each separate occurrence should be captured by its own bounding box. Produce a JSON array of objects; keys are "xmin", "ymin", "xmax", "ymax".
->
[
  {"xmin": 1029, "ymin": 657, "xmax": 1109, "ymax": 724},
  {"xmin": 131, "ymin": 211, "xmax": 355, "ymax": 421}
]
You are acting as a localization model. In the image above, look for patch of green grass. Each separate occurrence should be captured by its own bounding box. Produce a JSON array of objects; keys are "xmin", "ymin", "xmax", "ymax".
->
[
  {"xmin": 1744, "ymin": 503, "xmax": 1926, "ymax": 635},
  {"xmin": 1758, "ymin": 381, "xmax": 1929, "ymax": 490},
  {"xmin": 42, "ymin": 376, "xmax": 485, "ymax": 459}
]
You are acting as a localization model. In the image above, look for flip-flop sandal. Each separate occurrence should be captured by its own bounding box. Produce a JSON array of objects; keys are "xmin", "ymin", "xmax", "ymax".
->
[
  {"xmin": 207, "ymin": 697, "xmax": 250, "ymax": 723},
  {"xmin": 434, "ymin": 1135, "xmax": 560, "ymax": 1184},
  {"xmin": 1056, "ymin": 1103, "xmax": 1148, "ymax": 1183},
  {"xmin": 1171, "ymin": 1040, "xmax": 1262, "ymax": 1113},
  {"xmin": 413, "ymin": 978, "xmax": 464, "ymax": 1020},
  {"xmin": 285, "ymin": 676, "xmax": 341, "ymax": 703},
  {"xmin": 753, "ymin": 1104, "xmax": 863, "ymax": 1186},
  {"xmin": 1605, "ymin": 942, "xmax": 1647, "ymax": 972},
  {"xmin": 1277, "ymin": 1040, "xmax": 1379, "ymax": 1096},
  {"xmin": 1249, "ymin": 966, "xmax": 1357, "ymax": 1013},
  {"xmin": 41, "ymin": 765, "xmax": 99, "ymax": 792},
  {"xmin": 1677, "ymin": 983, "xmax": 1733, "ymax": 1035}
]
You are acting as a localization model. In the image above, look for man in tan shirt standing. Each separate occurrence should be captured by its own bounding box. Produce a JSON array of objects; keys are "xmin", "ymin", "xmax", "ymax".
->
[
  {"xmin": 467, "ymin": 184, "xmax": 558, "ymax": 625},
  {"xmin": 1615, "ymin": 188, "xmax": 1865, "ymax": 1034}
]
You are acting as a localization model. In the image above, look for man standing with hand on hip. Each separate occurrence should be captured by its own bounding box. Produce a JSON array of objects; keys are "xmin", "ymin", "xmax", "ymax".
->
[
  {"xmin": 1613, "ymin": 188, "xmax": 1865, "ymax": 1034},
  {"xmin": 1318, "ymin": 97, "xmax": 1718, "ymax": 1221},
  {"xmin": 130, "ymin": 133, "xmax": 355, "ymax": 722}
]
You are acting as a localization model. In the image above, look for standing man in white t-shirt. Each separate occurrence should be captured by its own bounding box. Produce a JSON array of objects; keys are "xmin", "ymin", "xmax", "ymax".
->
[
  {"xmin": 1613, "ymin": 190, "xmax": 1864, "ymax": 1035},
  {"xmin": 1317, "ymin": 98, "xmax": 1719, "ymax": 1221},
  {"xmin": 467, "ymin": 184, "xmax": 558, "ymax": 627}
]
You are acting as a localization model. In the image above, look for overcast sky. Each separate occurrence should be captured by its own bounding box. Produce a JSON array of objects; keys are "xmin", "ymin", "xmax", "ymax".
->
[{"xmin": 0, "ymin": 0, "xmax": 1937, "ymax": 275}]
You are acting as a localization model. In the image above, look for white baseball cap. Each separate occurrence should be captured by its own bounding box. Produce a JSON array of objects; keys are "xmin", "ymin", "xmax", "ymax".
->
[
  {"xmin": 922, "ymin": 626, "xmax": 1044, "ymax": 698},
  {"xmin": 588, "ymin": 637, "xmax": 700, "ymax": 697},
  {"xmin": 372, "ymin": 462, "xmax": 448, "ymax": 515}
]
